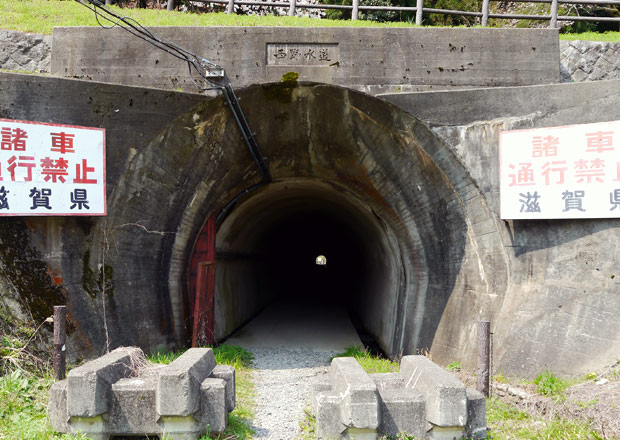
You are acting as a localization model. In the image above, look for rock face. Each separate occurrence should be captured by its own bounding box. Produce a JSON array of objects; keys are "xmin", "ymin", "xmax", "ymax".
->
[
  {"xmin": 0, "ymin": 30, "xmax": 51, "ymax": 73},
  {"xmin": 312, "ymin": 355, "xmax": 486, "ymax": 439},
  {"xmin": 48, "ymin": 347, "xmax": 235, "ymax": 440},
  {"xmin": 560, "ymin": 40, "xmax": 620, "ymax": 82}
]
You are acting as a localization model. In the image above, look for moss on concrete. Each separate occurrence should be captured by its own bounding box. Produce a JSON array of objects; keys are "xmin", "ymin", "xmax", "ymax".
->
[
  {"xmin": 82, "ymin": 249, "xmax": 114, "ymax": 299},
  {"xmin": 0, "ymin": 219, "xmax": 65, "ymax": 324}
]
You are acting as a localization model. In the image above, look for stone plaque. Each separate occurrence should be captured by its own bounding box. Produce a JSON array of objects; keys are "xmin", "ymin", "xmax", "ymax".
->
[{"xmin": 266, "ymin": 43, "xmax": 338, "ymax": 66}]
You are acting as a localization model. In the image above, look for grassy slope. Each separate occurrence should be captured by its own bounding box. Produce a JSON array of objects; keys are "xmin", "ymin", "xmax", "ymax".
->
[
  {"xmin": 0, "ymin": 0, "xmax": 618, "ymax": 41},
  {"xmin": 0, "ymin": 0, "xmax": 414, "ymax": 35}
]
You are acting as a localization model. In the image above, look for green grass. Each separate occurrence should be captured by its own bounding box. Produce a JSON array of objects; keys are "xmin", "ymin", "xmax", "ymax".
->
[
  {"xmin": 487, "ymin": 397, "xmax": 532, "ymax": 424},
  {"xmin": 0, "ymin": 0, "xmax": 417, "ymax": 35},
  {"xmin": 331, "ymin": 345, "xmax": 400, "ymax": 374},
  {"xmin": 559, "ymin": 31, "xmax": 620, "ymax": 42},
  {"xmin": 0, "ymin": 369, "xmax": 88, "ymax": 440},
  {"xmin": 533, "ymin": 370, "xmax": 573, "ymax": 400},
  {"xmin": 296, "ymin": 406, "xmax": 316, "ymax": 440},
  {"xmin": 447, "ymin": 361, "xmax": 462, "ymax": 372},
  {"xmin": 487, "ymin": 397, "xmax": 604, "ymax": 440},
  {"xmin": 1, "ymin": 0, "xmax": 618, "ymax": 41}
]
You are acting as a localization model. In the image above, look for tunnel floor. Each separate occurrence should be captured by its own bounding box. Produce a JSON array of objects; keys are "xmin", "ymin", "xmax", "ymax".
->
[{"xmin": 224, "ymin": 299, "xmax": 362, "ymax": 352}]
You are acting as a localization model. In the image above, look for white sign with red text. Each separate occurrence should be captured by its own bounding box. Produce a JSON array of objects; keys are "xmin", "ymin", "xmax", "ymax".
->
[
  {"xmin": 0, "ymin": 118, "xmax": 105, "ymax": 216},
  {"xmin": 500, "ymin": 120, "xmax": 620, "ymax": 219}
]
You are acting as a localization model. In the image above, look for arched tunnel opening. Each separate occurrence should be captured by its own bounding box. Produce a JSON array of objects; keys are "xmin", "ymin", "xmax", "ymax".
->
[{"xmin": 212, "ymin": 179, "xmax": 402, "ymax": 353}]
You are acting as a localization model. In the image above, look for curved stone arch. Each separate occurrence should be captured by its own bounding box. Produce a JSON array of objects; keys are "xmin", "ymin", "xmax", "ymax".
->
[{"xmin": 97, "ymin": 82, "xmax": 507, "ymax": 363}]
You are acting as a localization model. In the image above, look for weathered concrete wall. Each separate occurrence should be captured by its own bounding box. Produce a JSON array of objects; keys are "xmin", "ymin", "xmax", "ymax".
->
[
  {"xmin": 2, "ymin": 70, "xmax": 620, "ymax": 377},
  {"xmin": 51, "ymin": 27, "xmax": 560, "ymax": 93},
  {"xmin": 0, "ymin": 72, "xmax": 507, "ymax": 367},
  {"xmin": 560, "ymin": 40, "xmax": 620, "ymax": 82},
  {"xmin": 0, "ymin": 72, "xmax": 205, "ymax": 357},
  {"xmin": 0, "ymin": 30, "xmax": 51, "ymax": 73},
  {"xmin": 5, "ymin": 28, "xmax": 620, "ymax": 90},
  {"xmin": 380, "ymin": 80, "xmax": 620, "ymax": 376}
]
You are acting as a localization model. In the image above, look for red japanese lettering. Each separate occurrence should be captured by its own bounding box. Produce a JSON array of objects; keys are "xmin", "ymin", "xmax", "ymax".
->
[
  {"xmin": 585, "ymin": 131, "xmax": 614, "ymax": 153},
  {"xmin": 51, "ymin": 131, "xmax": 75, "ymax": 154},
  {"xmin": 73, "ymin": 159, "xmax": 97, "ymax": 184},
  {"xmin": 541, "ymin": 160, "xmax": 567, "ymax": 185},
  {"xmin": 7, "ymin": 155, "xmax": 35, "ymax": 182},
  {"xmin": 1, "ymin": 127, "xmax": 27, "ymax": 151},
  {"xmin": 614, "ymin": 163, "xmax": 620, "ymax": 182},
  {"xmin": 508, "ymin": 163, "xmax": 536, "ymax": 186},
  {"xmin": 41, "ymin": 156, "xmax": 70, "ymax": 183},
  {"xmin": 532, "ymin": 135, "xmax": 558, "ymax": 158},
  {"xmin": 574, "ymin": 158, "xmax": 605, "ymax": 183}
]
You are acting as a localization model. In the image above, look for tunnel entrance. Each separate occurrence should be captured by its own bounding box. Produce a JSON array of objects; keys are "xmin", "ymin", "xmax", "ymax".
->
[{"xmin": 206, "ymin": 179, "xmax": 402, "ymax": 353}]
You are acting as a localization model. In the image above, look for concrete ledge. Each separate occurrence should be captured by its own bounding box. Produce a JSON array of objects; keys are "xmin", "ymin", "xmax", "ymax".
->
[
  {"xmin": 51, "ymin": 27, "xmax": 560, "ymax": 93},
  {"xmin": 401, "ymin": 355, "xmax": 467, "ymax": 427},
  {"xmin": 110, "ymin": 375, "xmax": 159, "ymax": 434},
  {"xmin": 47, "ymin": 381, "xmax": 69, "ymax": 432},
  {"xmin": 211, "ymin": 364, "xmax": 236, "ymax": 412},
  {"xmin": 377, "ymin": 388, "xmax": 426, "ymax": 439},
  {"xmin": 156, "ymin": 347, "xmax": 217, "ymax": 417},
  {"xmin": 67, "ymin": 347, "xmax": 143, "ymax": 418},
  {"xmin": 313, "ymin": 391, "xmax": 346, "ymax": 440},
  {"xmin": 199, "ymin": 378, "xmax": 227, "ymax": 433},
  {"xmin": 466, "ymin": 388, "xmax": 487, "ymax": 439},
  {"xmin": 330, "ymin": 357, "xmax": 379, "ymax": 429}
]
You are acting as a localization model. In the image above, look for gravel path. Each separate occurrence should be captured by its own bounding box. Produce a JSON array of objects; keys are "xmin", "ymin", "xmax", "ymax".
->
[{"xmin": 249, "ymin": 347, "xmax": 336, "ymax": 439}]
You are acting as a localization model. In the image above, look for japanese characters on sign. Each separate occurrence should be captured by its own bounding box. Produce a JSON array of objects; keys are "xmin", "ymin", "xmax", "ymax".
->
[
  {"xmin": 266, "ymin": 43, "xmax": 339, "ymax": 66},
  {"xmin": 0, "ymin": 118, "xmax": 105, "ymax": 216},
  {"xmin": 500, "ymin": 120, "xmax": 620, "ymax": 219}
]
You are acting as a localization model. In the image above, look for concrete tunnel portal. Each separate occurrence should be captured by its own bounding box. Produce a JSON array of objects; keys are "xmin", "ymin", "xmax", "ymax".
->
[
  {"xmin": 213, "ymin": 180, "xmax": 402, "ymax": 352},
  {"xmin": 95, "ymin": 82, "xmax": 503, "ymax": 363}
]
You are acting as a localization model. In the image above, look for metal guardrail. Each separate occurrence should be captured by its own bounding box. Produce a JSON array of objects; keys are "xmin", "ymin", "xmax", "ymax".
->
[{"xmin": 162, "ymin": 0, "xmax": 620, "ymax": 28}]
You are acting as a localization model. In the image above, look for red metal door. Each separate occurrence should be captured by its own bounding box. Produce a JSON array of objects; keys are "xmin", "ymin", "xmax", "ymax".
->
[{"xmin": 190, "ymin": 214, "xmax": 216, "ymax": 346}]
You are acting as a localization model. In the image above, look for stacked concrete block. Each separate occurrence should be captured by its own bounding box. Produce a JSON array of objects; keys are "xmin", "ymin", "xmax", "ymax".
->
[
  {"xmin": 313, "ymin": 355, "xmax": 486, "ymax": 440},
  {"xmin": 48, "ymin": 347, "xmax": 235, "ymax": 440}
]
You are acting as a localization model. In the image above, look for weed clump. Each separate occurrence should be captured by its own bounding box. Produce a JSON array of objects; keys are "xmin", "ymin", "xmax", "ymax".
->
[{"xmin": 534, "ymin": 370, "xmax": 573, "ymax": 399}]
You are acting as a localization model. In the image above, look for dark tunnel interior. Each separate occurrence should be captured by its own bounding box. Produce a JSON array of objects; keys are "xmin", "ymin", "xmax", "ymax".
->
[
  {"xmin": 256, "ymin": 210, "xmax": 368, "ymax": 308},
  {"xmin": 213, "ymin": 180, "xmax": 402, "ymax": 353}
]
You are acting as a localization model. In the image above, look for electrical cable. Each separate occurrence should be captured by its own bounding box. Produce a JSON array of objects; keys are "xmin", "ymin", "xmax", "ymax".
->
[{"xmin": 74, "ymin": 0, "xmax": 273, "ymax": 218}]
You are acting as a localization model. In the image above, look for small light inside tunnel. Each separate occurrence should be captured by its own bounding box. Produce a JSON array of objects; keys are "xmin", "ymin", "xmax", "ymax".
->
[{"xmin": 315, "ymin": 255, "xmax": 327, "ymax": 266}]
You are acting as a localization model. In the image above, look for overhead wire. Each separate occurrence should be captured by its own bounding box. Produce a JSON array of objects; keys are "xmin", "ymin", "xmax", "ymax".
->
[
  {"xmin": 75, "ymin": 0, "xmax": 227, "ymax": 89},
  {"xmin": 74, "ymin": 0, "xmax": 272, "ymax": 219}
]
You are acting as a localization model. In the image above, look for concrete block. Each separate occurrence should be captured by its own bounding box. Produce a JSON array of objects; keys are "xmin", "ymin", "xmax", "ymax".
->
[
  {"xmin": 67, "ymin": 346, "xmax": 143, "ymax": 417},
  {"xmin": 400, "ymin": 355, "xmax": 467, "ymax": 427},
  {"xmin": 466, "ymin": 388, "xmax": 487, "ymax": 439},
  {"xmin": 329, "ymin": 357, "xmax": 379, "ymax": 429},
  {"xmin": 67, "ymin": 416, "xmax": 107, "ymax": 440},
  {"xmin": 342, "ymin": 427, "xmax": 378, "ymax": 439},
  {"xmin": 370, "ymin": 373, "xmax": 405, "ymax": 390},
  {"xmin": 158, "ymin": 416, "xmax": 202, "ymax": 439},
  {"xmin": 427, "ymin": 425, "xmax": 466, "ymax": 440},
  {"xmin": 109, "ymin": 375, "xmax": 159, "ymax": 434},
  {"xmin": 211, "ymin": 364, "xmax": 236, "ymax": 412},
  {"xmin": 157, "ymin": 348, "xmax": 216, "ymax": 417},
  {"xmin": 313, "ymin": 391, "xmax": 346, "ymax": 440},
  {"xmin": 199, "ymin": 378, "xmax": 227, "ymax": 433},
  {"xmin": 312, "ymin": 376, "xmax": 332, "ymax": 394},
  {"xmin": 377, "ymin": 388, "xmax": 426, "ymax": 439},
  {"xmin": 47, "ymin": 380, "xmax": 69, "ymax": 433}
]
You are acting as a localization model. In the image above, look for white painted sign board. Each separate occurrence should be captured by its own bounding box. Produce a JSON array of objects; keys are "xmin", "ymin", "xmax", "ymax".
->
[
  {"xmin": 500, "ymin": 120, "xmax": 620, "ymax": 219},
  {"xmin": 0, "ymin": 118, "xmax": 106, "ymax": 216}
]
